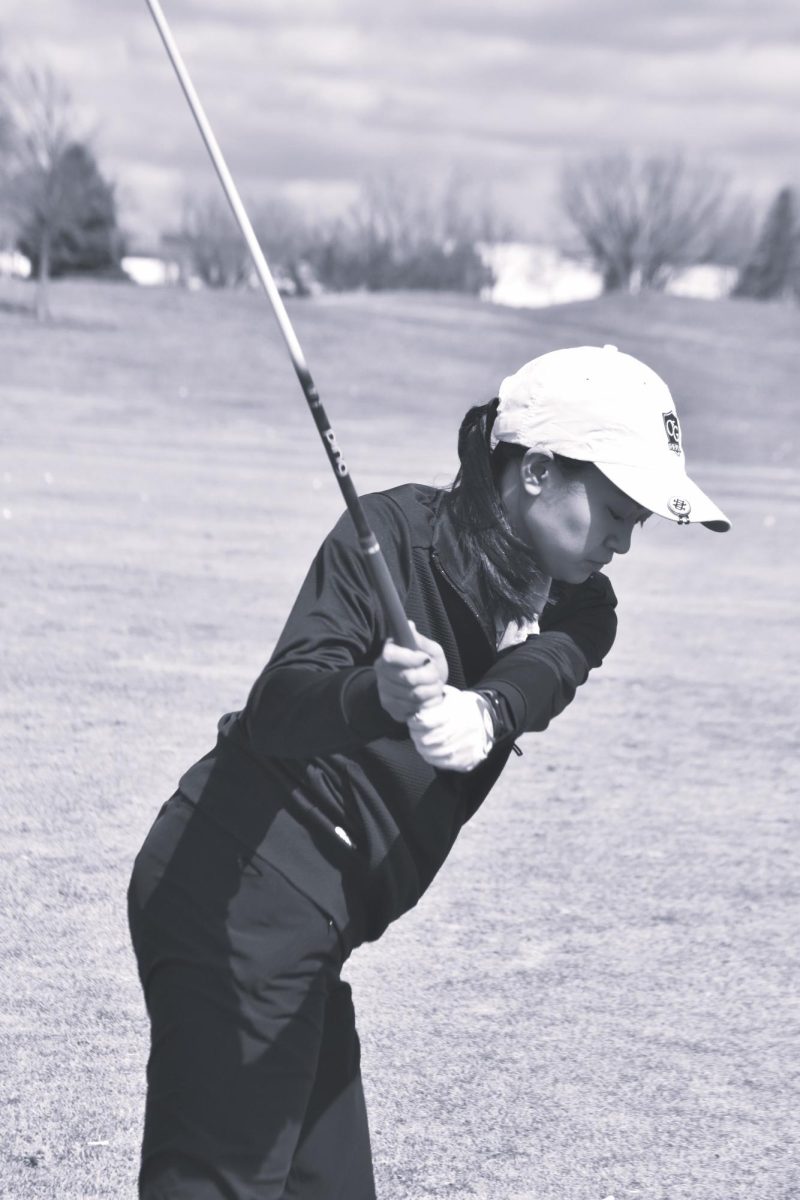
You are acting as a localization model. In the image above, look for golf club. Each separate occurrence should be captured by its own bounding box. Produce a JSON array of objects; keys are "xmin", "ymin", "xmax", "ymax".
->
[{"xmin": 145, "ymin": 0, "xmax": 416, "ymax": 650}]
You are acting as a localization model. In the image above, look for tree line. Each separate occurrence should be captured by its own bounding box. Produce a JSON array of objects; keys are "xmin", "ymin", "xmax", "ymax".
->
[
  {"xmin": 2, "ymin": 59, "xmax": 799, "ymax": 319},
  {"xmin": 172, "ymin": 173, "xmax": 505, "ymax": 297},
  {"xmin": 166, "ymin": 158, "xmax": 800, "ymax": 306},
  {"xmin": 559, "ymin": 152, "xmax": 799, "ymax": 303}
]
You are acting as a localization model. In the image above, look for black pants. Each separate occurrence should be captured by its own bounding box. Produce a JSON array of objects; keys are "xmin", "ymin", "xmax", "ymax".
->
[{"xmin": 128, "ymin": 793, "xmax": 376, "ymax": 1199}]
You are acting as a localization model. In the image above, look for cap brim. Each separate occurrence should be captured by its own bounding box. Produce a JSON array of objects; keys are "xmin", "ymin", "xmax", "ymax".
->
[{"xmin": 595, "ymin": 460, "xmax": 731, "ymax": 532}]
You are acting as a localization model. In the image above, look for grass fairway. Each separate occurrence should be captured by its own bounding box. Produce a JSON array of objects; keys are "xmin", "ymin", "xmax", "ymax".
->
[{"xmin": 1, "ymin": 277, "xmax": 798, "ymax": 1200}]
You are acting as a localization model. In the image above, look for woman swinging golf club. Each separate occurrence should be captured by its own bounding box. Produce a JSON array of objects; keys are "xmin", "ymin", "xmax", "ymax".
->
[{"xmin": 128, "ymin": 343, "xmax": 730, "ymax": 1199}]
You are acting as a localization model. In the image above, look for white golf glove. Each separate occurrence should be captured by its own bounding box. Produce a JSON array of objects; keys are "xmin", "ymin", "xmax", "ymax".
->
[{"xmin": 408, "ymin": 685, "xmax": 494, "ymax": 773}]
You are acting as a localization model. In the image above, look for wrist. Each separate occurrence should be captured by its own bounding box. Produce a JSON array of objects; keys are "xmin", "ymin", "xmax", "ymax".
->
[
  {"xmin": 472, "ymin": 687, "xmax": 515, "ymax": 743},
  {"xmin": 470, "ymin": 691, "xmax": 496, "ymax": 754}
]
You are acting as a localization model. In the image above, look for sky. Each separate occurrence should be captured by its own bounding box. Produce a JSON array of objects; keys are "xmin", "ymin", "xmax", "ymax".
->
[{"xmin": 1, "ymin": 0, "xmax": 799, "ymax": 249}]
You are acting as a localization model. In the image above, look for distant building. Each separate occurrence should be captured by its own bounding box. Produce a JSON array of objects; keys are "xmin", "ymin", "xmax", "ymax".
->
[
  {"xmin": 0, "ymin": 250, "xmax": 31, "ymax": 279},
  {"xmin": 481, "ymin": 243, "xmax": 602, "ymax": 308},
  {"xmin": 121, "ymin": 235, "xmax": 308, "ymax": 295},
  {"xmin": 121, "ymin": 254, "xmax": 182, "ymax": 287},
  {"xmin": 481, "ymin": 242, "xmax": 738, "ymax": 308},
  {"xmin": 664, "ymin": 264, "xmax": 738, "ymax": 300}
]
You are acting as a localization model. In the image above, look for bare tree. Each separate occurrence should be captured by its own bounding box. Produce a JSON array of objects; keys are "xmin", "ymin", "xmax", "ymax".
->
[
  {"xmin": 560, "ymin": 151, "xmax": 750, "ymax": 293},
  {"xmin": 349, "ymin": 170, "xmax": 510, "ymax": 260},
  {"xmin": 170, "ymin": 172, "xmax": 510, "ymax": 296},
  {"xmin": 0, "ymin": 60, "xmax": 16, "ymax": 261},
  {"xmin": 309, "ymin": 171, "xmax": 506, "ymax": 292},
  {"xmin": 0, "ymin": 64, "xmax": 85, "ymax": 319},
  {"xmin": 176, "ymin": 193, "xmax": 250, "ymax": 287},
  {"xmin": 0, "ymin": 61, "xmax": 12, "ymax": 160},
  {"xmin": 252, "ymin": 197, "xmax": 314, "ymax": 296}
]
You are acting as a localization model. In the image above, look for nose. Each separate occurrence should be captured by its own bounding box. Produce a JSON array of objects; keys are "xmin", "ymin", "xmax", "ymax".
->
[{"xmin": 607, "ymin": 522, "xmax": 634, "ymax": 555}]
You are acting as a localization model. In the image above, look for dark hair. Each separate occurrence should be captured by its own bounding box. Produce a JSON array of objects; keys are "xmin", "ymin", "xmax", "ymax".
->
[{"xmin": 442, "ymin": 399, "xmax": 588, "ymax": 625}]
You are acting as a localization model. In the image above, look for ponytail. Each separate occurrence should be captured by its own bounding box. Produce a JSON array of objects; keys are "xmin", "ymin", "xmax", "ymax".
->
[{"xmin": 443, "ymin": 400, "xmax": 549, "ymax": 626}]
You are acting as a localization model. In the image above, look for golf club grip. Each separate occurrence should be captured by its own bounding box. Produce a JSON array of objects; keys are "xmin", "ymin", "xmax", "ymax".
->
[{"xmin": 360, "ymin": 537, "xmax": 417, "ymax": 650}]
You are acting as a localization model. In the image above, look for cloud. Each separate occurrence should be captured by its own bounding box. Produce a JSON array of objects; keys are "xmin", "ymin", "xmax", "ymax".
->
[{"xmin": 1, "ymin": 0, "xmax": 798, "ymax": 242}]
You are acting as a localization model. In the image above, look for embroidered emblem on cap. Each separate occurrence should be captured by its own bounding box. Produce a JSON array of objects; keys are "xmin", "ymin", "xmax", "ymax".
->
[
  {"xmin": 663, "ymin": 411, "xmax": 682, "ymax": 454},
  {"xmin": 668, "ymin": 496, "xmax": 692, "ymax": 519}
]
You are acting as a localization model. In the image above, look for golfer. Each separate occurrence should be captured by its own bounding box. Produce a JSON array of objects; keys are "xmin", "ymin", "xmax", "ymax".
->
[{"xmin": 128, "ymin": 344, "xmax": 729, "ymax": 1199}]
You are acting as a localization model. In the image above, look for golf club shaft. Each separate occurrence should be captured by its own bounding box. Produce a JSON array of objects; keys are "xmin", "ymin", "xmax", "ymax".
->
[{"xmin": 145, "ymin": 0, "xmax": 416, "ymax": 650}]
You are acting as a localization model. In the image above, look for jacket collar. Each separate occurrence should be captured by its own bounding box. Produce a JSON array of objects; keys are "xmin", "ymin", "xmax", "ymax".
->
[
  {"xmin": 430, "ymin": 489, "xmax": 552, "ymax": 646},
  {"xmin": 430, "ymin": 494, "xmax": 499, "ymax": 647}
]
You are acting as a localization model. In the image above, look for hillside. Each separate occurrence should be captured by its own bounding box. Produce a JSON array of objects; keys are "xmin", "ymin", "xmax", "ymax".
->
[{"xmin": 1, "ymin": 280, "xmax": 797, "ymax": 477}]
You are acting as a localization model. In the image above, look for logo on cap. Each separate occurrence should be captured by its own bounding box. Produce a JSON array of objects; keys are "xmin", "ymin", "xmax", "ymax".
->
[
  {"xmin": 663, "ymin": 411, "xmax": 682, "ymax": 454},
  {"xmin": 668, "ymin": 496, "xmax": 691, "ymax": 519}
]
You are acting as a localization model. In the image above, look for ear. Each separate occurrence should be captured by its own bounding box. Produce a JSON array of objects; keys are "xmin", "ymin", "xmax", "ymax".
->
[{"xmin": 519, "ymin": 449, "xmax": 554, "ymax": 497}]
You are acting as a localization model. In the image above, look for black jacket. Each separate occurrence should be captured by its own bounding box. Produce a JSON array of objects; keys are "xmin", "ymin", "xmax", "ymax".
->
[{"xmin": 178, "ymin": 484, "xmax": 618, "ymax": 951}]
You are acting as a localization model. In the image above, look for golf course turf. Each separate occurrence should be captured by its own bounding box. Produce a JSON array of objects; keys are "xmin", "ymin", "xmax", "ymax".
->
[{"xmin": 1, "ymin": 278, "xmax": 797, "ymax": 1199}]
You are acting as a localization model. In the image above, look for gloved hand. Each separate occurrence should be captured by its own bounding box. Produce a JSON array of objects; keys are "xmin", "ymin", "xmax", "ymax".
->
[
  {"xmin": 375, "ymin": 622, "xmax": 448, "ymax": 722},
  {"xmin": 408, "ymin": 685, "xmax": 494, "ymax": 773}
]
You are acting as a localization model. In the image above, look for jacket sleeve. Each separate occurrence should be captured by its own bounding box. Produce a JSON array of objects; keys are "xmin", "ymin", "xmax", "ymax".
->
[
  {"xmin": 241, "ymin": 495, "xmax": 411, "ymax": 759},
  {"xmin": 473, "ymin": 572, "xmax": 618, "ymax": 736}
]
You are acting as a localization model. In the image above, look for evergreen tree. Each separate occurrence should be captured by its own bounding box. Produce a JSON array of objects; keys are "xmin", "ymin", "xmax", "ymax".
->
[
  {"xmin": 17, "ymin": 141, "xmax": 124, "ymax": 278},
  {"xmin": 734, "ymin": 187, "xmax": 799, "ymax": 300}
]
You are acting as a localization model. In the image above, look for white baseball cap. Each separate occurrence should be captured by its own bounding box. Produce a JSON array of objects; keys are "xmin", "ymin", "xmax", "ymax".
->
[{"xmin": 491, "ymin": 344, "xmax": 730, "ymax": 532}]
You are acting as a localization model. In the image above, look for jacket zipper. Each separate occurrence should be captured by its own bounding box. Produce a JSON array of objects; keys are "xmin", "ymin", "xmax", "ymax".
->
[{"xmin": 430, "ymin": 549, "xmax": 493, "ymax": 648}]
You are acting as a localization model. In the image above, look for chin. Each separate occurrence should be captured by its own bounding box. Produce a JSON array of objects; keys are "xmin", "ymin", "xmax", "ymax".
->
[{"xmin": 557, "ymin": 565, "xmax": 595, "ymax": 585}]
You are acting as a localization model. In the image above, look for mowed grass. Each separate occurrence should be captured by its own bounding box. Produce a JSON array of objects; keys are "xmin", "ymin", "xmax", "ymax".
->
[{"xmin": 1, "ymin": 277, "xmax": 798, "ymax": 1200}]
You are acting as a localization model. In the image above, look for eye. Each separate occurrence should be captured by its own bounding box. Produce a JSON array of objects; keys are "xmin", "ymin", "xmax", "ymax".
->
[{"xmin": 607, "ymin": 507, "xmax": 622, "ymax": 521}]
